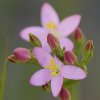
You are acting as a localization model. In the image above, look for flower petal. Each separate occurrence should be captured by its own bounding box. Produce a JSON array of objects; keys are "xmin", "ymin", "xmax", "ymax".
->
[
  {"xmin": 20, "ymin": 26, "xmax": 51, "ymax": 52},
  {"xmin": 61, "ymin": 65, "xmax": 86, "ymax": 80},
  {"xmin": 30, "ymin": 69, "xmax": 51, "ymax": 86},
  {"xmin": 51, "ymin": 75, "xmax": 63, "ymax": 97},
  {"xmin": 57, "ymin": 15, "xmax": 81, "ymax": 37},
  {"xmin": 54, "ymin": 56, "xmax": 64, "ymax": 67},
  {"xmin": 41, "ymin": 3, "xmax": 59, "ymax": 28},
  {"xmin": 59, "ymin": 37, "xmax": 74, "ymax": 51},
  {"xmin": 20, "ymin": 26, "xmax": 47, "ymax": 41},
  {"xmin": 33, "ymin": 47, "xmax": 52, "ymax": 68}
]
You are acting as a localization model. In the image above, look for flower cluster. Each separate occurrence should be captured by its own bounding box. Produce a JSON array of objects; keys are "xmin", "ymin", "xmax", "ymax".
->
[{"xmin": 8, "ymin": 3, "xmax": 94, "ymax": 100}]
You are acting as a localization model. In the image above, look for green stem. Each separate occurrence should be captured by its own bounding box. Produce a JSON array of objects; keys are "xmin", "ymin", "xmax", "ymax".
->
[
  {"xmin": 0, "ymin": 60, "xmax": 7, "ymax": 100},
  {"xmin": 68, "ymin": 84, "xmax": 79, "ymax": 100},
  {"xmin": 0, "ymin": 39, "xmax": 9, "ymax": 100},
  {"xmin": 64, "ymin": 80, "xmax": 80, "ymax": 100}
]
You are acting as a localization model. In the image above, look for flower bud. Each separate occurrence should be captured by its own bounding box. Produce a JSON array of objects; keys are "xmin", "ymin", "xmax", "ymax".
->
[
  {"xmin": 7, "ymin": 55, "xmax": 16, "ymax": 63},
  {"xmin": 84, "ymin": 40, "xmax": 93, "ymax": 52},
  {"xmin": 59, "ymin": 88, "xmax": 71, "ymax": 100},
  {"xmin": 73, "ymin": 28, "xmax": 83, "ymax": 41},
  {"xmin": 82, "ymin": 40, "xmax": 94, "ymax": 65},
  {"xmin": 29, "ymin": 33, "xmax": 41, "ymax": 47},
  {"xmin": 47, "ymin": 33, "xmax": 58, "ymax": 48},
  {"xmin": 72, "ymin": 28, "xmax": 85, "ymax": 56},
  {"xmin": 14, "ymin": 47, "xmax": 31, "ymax": 62},
  {"xmin": 47, "ymin": 33, "xmax": 64, "ymax": 58},
  {"xmin": 64, "ymin": 51, "xmax": 77, "ymax": 65}
]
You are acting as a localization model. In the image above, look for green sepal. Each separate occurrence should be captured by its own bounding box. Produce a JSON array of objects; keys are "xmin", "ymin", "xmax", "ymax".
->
[
  {"xmin": 29, "ymin": 33, "xmax": 42, "ymax": 47},
  {"xmin": 72, "ymin": 30, "xmax": 86, "ymax": 56},
  {"xmin": 51, "ymin": 44, "xmax": 64, "ymax": 60},
  {"xmin": 82, "ymin": 49, "xmax": 94, "ymax": 65}
]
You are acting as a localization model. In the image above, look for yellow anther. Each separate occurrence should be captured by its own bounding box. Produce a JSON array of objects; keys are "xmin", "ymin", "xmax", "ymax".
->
[
  {"xmin": 46, "ymin": 57, "xmax": 60, "ymax": 77},
  {"xmin": 51, "ymin": 71, "xmax": 57, "ymax": 77},
  {"xmin": 46, "ymin": 21, "xmax": 57, "ymax": 30}
]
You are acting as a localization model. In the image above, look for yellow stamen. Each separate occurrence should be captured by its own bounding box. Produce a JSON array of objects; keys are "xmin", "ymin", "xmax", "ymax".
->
[
  {"xmin": 46, "ymin": 21, "xmax": 57, "ymax": 30},
  {"xmin": 51, "ymin": 72, "xmax": 57, "ymax": 77},
  {"xmin": 46, "ymin": 57, "xmax": 60, "ymax": 77}
]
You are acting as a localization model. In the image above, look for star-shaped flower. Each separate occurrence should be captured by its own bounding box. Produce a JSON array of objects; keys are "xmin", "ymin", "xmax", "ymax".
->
[
  {"xmin": 30, "ymin": 47, "xmax": 86, "ymax": 97},
  {"xmin": 20, "ymin": 3, "xmax": 81, "ymax": 52}
]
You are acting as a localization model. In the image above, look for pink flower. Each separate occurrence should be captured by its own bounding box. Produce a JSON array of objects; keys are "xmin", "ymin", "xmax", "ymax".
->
[
  {"xmin": 20, "ymin": 3, "xmax": 81, "ymax": 52},
  {"xmin": 30, "ymin": 47, "xmax": 86, "ymax": 97}
]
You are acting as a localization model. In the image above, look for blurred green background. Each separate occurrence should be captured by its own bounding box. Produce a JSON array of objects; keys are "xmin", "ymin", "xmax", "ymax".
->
[{"xmin": 0, "ymin": 0, "xmax": 99, "ymax": 100}]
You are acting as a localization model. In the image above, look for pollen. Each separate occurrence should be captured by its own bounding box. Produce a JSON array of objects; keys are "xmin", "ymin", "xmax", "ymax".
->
[
  {"xmin": 46, "ymin": 21, "xmax": 57, "ymax": 30},
  {"xmin": 46, "ymin": 57, "xmax": 60, "ymax": 77}
]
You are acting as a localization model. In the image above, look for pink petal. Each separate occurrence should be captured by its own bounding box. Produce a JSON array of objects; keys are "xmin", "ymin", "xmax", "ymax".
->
[
  {"xmin": 54, "ymin": 56, "xmax": 64, "ymax": 67},
  {"xmin": 42, "ymin": 43, "xmax": 51, "ymax": 53},
  {"xmin": 20, "ymin": 26, "xmax": 51, "ymax": 52},
  {"xmin": 33, "ymin": 47, "xmax": 52, "ymax": 68},
  {"xmin": 59, "ymin": 37, "xmax": 74, "ymax": 51},
  {"xmin": 61, "ymin": 65, "xmax": 86, "ymax": 80},
  {"xmin": 57, "ymin": 15, "xmax": 81, "ymax": 37},
  {"xmin": 41, "ymin": 3, "xmax": 59, "ymax": 28},
  {"xmin": 20, "ymin": 26, "xmax": 47, "ymax": 41},
  {"xmin": 30, "ymin": 69, "xmax": 51, "ymax": 86},
  {"xmin": 51, "ymin": 75, "xmax": 63, "ymax": 97}
]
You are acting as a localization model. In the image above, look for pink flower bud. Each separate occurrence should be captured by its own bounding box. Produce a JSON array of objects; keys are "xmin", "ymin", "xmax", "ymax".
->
[
  {"xmin": 59, "ymin": 88, "xmax": 71, "ymax": 100},
  {"xmin": 14, "ymin": 47, "xmax": 31, "ymax": 62},
  {"xmin": 84, "ymin": 40, "xmax": 93, "ymax": 51},
  {"xmin": 47, "ymin": 33, "xmax": 58, "ymax": 48},
  {"xmin": 64, "ymin": 51, "xmax": 77, "ymax": 65},
  {"xmin": 73, "ymin": 28, "xmax": 83, "ymax": 41}
]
